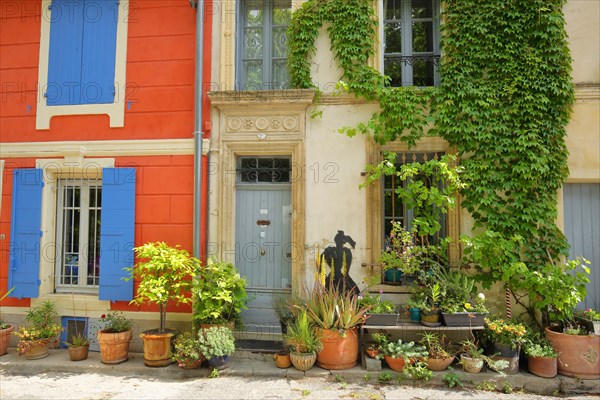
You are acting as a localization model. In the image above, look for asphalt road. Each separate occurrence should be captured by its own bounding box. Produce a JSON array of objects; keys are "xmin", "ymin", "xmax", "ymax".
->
[{"xmin": 0, "ymin": 371, "xmax": 595, "ymax": 400}]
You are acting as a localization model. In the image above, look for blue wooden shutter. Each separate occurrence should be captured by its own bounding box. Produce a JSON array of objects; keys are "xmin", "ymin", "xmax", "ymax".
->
[
  {"xmin": 80, "ymin": 0, "xmax": 118, "ymax": 104},
  {"xmin": 99, "ymin": 168, "xmax": 135, "ymax": 301},
  {"xmin": 8, "ymin": 169, "xmax": 43, "ymax": 299},
  {"xmin": 47, "ymin": 0, "xmax": 85, "ymax": 105},
  {"xmin": 47, "ymin": 0, "xmax": 118, "ymax": 106}
]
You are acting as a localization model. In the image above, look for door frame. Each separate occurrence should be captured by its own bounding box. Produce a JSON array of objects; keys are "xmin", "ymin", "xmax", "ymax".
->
[{"xmin": 215, "ymin": 141, "xmax": 305, "ymax": 299}]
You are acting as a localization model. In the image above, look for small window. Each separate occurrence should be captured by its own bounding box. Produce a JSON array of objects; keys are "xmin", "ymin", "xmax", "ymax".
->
[
  {"xmin": 383, "ymin": 0, "xmax": 440, "ymax": 87},
  {"xmin": 382, "ymin": 152, "xmax": 446, "ymax": 245},
  {"xmin": 55, "ymin": 178, "xmax": 102, "ymax": 293},
  {"xmin": 238, "ymin": 0, "xmax": 292, "ymax": 90},
  {"xmin": 237, "ymin": 157, "xmax": 291, "ymax": 183}
]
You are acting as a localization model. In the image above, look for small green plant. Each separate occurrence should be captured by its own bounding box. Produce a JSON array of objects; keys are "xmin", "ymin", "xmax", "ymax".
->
[
  {"xmin": 476, "ymin": 380, "xmax": 497, "ymax": 392},
  {"xmin": 100, "ymin": 310, "xmax": 132, "ymax": 333},
  {"xmin": 523, "ymin": 330, "xmax": 558, "ymax": 358},
  {"xmin": 419, "ymin": 332, "xmax": 454, "ymax": 359},
  {"xmin": 64, "ymin": 331, "xmax": 89, "ymax": 347},
  {"xmin": 334, "ymin": 374, "xmax": 346, "ymax": 383},
  {"xmin": 502, "ymin": 381, "xmax": 513, "ymax": 394},
  {"xmin": 208, "ymin": 368, "xmax": 220, "ymax": 378},
  {"xmin": 198, "ymin": 326, "xmax": 235, "ymax": 358},
  {"xmin": 377, "ymin": 372, "xmax": 393, "ymax": 383},
  {"xmin": 442, "ymin": 368, "xmax": 463, "ymax": 388},
  {"xmin": 363, "ymin": 373, "xmax": 371, "ymax": 382},
  {"xmin": 171, "ymin": 331, "xmax": 202, "ymax": 367},
  {"xmin": 580, "ymin": 308, "xmax": 600, "ymax": 321},
  {"xmin": 402, "ymin": 362, "xmax": 433, "ymax": 381},
  {"xmin": 358, "ymin": 292, "xmax": 396, "ymax": 314},
  {"xmin": 301, "ymin": 389, "xmax": 311, "ymax": 396}
]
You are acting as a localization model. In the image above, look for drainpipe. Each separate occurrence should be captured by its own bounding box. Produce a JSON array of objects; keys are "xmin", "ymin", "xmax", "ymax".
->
[{"xmin": 192, "ymin": 0, "xmax": 204, "ymax": 259}]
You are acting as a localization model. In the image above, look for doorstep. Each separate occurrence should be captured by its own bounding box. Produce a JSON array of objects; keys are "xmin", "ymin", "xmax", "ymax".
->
[{"xmin": 0, "ymin": 348, "xmax": 598, "ymax": 396}]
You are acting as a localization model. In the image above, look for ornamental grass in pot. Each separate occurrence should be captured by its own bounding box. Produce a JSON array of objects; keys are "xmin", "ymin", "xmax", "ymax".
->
[
  {"xmin": 65, "ymin": 332, "xmax": 90, "ymax": 362},
  {"xmin": 13, "ymin": 301, "xmax": 63, "ymax": 360},
  {"xmin": 418, "ymin": 332, "xmax": 455, "ymax": 371},
  {"xmin": 126, "ymin": 242, "xmax": 199, "ymax": 367},
  {"xmin": 304, "ymin": 284, "xmax": 371, "ymax": 370},
  {"xmin": 284, "ymin": 310, "xmax": 322, "ymax": 371}
]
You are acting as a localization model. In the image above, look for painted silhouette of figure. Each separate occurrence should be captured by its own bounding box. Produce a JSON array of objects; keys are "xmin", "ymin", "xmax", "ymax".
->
[{"xmin": 322, "ymin": 230, "xmax": 359, "ymax": 295}]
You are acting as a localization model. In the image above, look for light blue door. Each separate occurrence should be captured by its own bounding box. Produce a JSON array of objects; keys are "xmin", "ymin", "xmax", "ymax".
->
[
  {"xmin": 564, "ymin": 183, "xmax": 600, "ymax": 310},
  {"xmin": 235, "ymin": 157, "xmax": 292, "ymax": 334}
]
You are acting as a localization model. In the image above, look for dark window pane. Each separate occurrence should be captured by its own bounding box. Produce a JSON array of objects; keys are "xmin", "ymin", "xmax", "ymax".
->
[
  {"xmin": 384, "ymin": 22, "xmax": 402, "ymax": 53},
  {"xmin": 385, "ymin": 0, "xmax": 401, "ymax": 20},
  {"xmin": 412, "ymin": 58, "xmax": 434, "ymax": 86},
  {"xmin": 384, "ymin": 57, "xmax": 403, "ymax": 86},
  {"xmin": 412, "ymin": 0, "xmax": 433, "ymax": 18},
  {"xmin": 412, "ymin": 21, "xmax": 433, "ymax": 52}
]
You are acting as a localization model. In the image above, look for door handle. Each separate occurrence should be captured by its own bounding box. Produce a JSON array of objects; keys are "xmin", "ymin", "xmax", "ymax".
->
[{"xmin": 260, "ymin": 248, "xmax": 266, "ymax": 256}]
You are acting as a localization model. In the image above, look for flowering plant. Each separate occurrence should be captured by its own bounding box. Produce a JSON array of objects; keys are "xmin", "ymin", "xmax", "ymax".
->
[
  {"xmin": 464, "ymin": 293, "xmax": 488, "ymax": 313},
  {"xmin": 171, "ymin": 331, "xmax": 202, "ymax": 367},
  {"xmin": 580, "ymin": 308, "xmax": 600, "ymax": 321},
  {"xmin": 13, "ymin": 301, "xmax": 63, "ymax": 354},
  {"xmin": 378, "ymin": 222, "xmax": 422, "ymax": 275},
  {"xmin": 483, "ymin": 317, "xmax": 527, "ymax": 349},
  {"xmin": 100, "ymin": 310, "xmax": 132, "ymax": 333}
]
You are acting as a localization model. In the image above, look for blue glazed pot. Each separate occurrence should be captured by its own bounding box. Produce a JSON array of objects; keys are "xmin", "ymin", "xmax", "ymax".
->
[
  {"xmin": 384, "ymin": 269, "xmax": 402, "ymax": 284},
  {"xmin": 409, "ymin": 307, "xmax": 421, "ymax": 323},
  {"xmin": 208, "ymin": 355, "xmax": 229, "ymax": 370}
]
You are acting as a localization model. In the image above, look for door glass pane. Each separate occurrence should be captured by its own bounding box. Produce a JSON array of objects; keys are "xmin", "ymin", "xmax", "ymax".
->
[
  {"xmin": 273, "ymin": 1, "xmax": 291, "ymax": 25},
  {"xmin": 243, "ymin": 61, "xmax": 263, "ymax": 90},
  {"xmin": 244, "ymin": 1, "xmax": 264, "ymax": 27},
  {"xmin": 271, "ymin": 60, "xmax": 289, "ymax": 89},
  {"xmin": 385, "ymin": 22, "xmax": 402, "ymax": 53},
  {"xmin": 412, "ymin": 21, "xmax": 433, "ymax": 52},
  {"xmin": 272, "ymin": 27, "xmax": 287, "ymax": 58},
  {"xmin": 385, "ymin": 0, "xmax": 400, "ymax": 20},
  {"xmin": 412, "ymin": 0, "xmax": 433, "ymax": 18},
  {"xmin": 244, "ymin": 28, "xmax": 263, "ymax": 58}
]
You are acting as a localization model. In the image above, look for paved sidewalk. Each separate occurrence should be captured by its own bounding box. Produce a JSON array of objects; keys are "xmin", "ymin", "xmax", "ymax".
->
[{"xmin": 1, "ymin": 348, "xmax": 598, "ymax": 396}]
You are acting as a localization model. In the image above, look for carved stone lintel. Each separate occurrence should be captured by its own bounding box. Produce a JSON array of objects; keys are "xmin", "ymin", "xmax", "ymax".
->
[{"xmin": 226, "ymin": 115, "xmax": 299, "ymax": 133}]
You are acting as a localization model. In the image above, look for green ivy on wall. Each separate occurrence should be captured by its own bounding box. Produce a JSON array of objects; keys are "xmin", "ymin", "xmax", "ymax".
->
[{"xmin": 287, "ymin": 0, "xmax": 574, "ymax": 273}]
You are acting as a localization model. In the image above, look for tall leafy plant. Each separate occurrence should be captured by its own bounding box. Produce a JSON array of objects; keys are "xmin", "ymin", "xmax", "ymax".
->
[{"xmin": 126, "ymin": 242, "xmax": 198, "ymax": 332}]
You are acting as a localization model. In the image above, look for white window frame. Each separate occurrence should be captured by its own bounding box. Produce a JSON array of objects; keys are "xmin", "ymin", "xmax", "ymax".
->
[
  {"xmin": 54, "ymin": 178, "xmax": 102, "ymax": 294},
  {"xmin": 380, "ymin": 0, "xmax": 441, "ymax": 87},
  {"xmin": 36, "ymin": 0, "xmax": 130, "ymax": 129}
]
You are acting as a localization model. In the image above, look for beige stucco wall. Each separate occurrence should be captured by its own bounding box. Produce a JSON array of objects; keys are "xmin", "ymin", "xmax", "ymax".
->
[{"xmin": 565, "ymin": 0, "xmax": 600, "ymax": 85}]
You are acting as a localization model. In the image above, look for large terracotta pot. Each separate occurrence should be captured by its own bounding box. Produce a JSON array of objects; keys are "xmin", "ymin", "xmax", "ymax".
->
[
  {"xmin": 545, "ymin": 326, "xmax": 600, "ymax": 379},
  {"xmin": 68, "ymin": 344, "xmax": 89, "ymax": 361},
  {"xmin": 139, "ymin": 330, "xmax": 175, "ymax": 367},
  {"xmin": 97, "ymin": 329, "xmax": 132, "ymax": 364},
  {"xmin": 0, "ymin": 325, "xmax": 14, "ymax": 356},
  {"xmin": 317, "ymin": 328, "xmax": 359, "ymax": 370},
  {"xmin": 384, "ymin": 355, "xmax": 409, "ymax": 372},
  {"xmin": 426, "ymin": 356, "xmax": 454, "ymax": 371},
  {"xmin": 290, "ymin": 351, "xmax": 316, "ymax": 371},
  {"xmin": 527, "ymin": 356, "xmax": 557, "ymax": 378},
  {"xmin": 23, "ymin": 341, "xmax": 50, "ymax": 360}
]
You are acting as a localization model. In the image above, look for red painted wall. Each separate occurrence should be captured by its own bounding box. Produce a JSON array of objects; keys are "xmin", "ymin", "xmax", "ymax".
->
[{"xmin": 0, "ymin": 0, "xmax": 213, "ymax": 314}]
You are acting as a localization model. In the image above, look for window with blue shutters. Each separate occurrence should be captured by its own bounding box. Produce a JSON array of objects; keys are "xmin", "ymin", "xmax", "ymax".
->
[{"xmin": 46, "ymin": 0, "xmax": 118, "ymax": 106}]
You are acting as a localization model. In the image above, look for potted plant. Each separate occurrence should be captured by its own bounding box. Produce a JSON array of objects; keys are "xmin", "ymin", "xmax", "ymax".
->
[
  {"xmin": 419, "ymin": 332, "xmax": 455, "ymax": 371},
  {"xmin": 0, "ymin": 287, "xmax": 15, "ymax": 356},
  {"xmin": 284, "ymin": 309, "xmax": 322, "ymax": 371},
  {"xmin": 575, "ymin": 308, "xmax": 600, "ymax": 335},
  {"xmin": 379, "ymin": 339, "xmax": 427, "ymax": 372},
  {"xmin": 458, "ymin": 338, "xmax": 509, "ymax": 374},
  {"xmin": 523, "ymin": 331, "xmax": 558, "ymax": 378},
  {"xmin": 304, "ymin": 284, "xmax": 370, "ymax": 370},
  {"xmin": 13, "ymin": 301, "xmax": 62, "ymax": 360},
  {"xmin": 273, "ymin": 350, "xmax": 292, "ymax": 368},
  {"xmin": 413, "ymin": 283, "xmax": 444, "ymax": 326},
  {"xmin": 366, "ymin": 331, "xmax": 388, "ymax": 359},
  {"xmin": 359, "ymin": 291, "xmax": 398, "ymax": 326},
  {"xmin": 126, "ymin": 241, "xmax": 199, "ymax": 367},
  {"xmin": 172, "ymin": 331, "xmax": 203, "ymax": 369},
  {"xmin": 405, "ymin": 293, "xmax": 426, "ymax": 323},
  {"xmin": 483, "ymin": 317, "xmax": 527, "ymax": 374},
  {"xmin": 378, "ymin": 222, "xmax": 421, "ymax": 284},
  {"xmin": 432, "ymin": 267, "xmax": 487, "ymax": 326},
  {"xmin": 65, "ymin": 332, "xmax": 90, "ymax": 362},
  {"xmin": 192, "ymin": 258, "xmax": 248, "ymax": 328},
  {"xmin": 198, "ymin": 326, "xmax": 236, "ymax": 370},
  {"xmin": 97, "ymin": 310, "xmax": 133, "ymax": 364}
]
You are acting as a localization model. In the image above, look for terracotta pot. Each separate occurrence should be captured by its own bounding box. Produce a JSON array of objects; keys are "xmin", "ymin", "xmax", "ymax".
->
[
  {"xmin": 460, "ymin": 354, "xmax": 483, "ymax": 373},
  {"xmin": 177, "ymin": 358, "xmax": 203, "ymax": 369},
  {"xmin": 366, "ymin": 347, "xmax": 380, "ymax": 359},
  {"xmin": 0, "ymin": 325, "xmax": 14, "ymax": 356},
  {"xmin": 316, "ymin": 328, "xmax": 358, "ymax": 370},
  {"xmin": 384, "ymin": 355, "xmax": 410, "ymax": 372},
  {"xmin": 426, "ymin": 356, "xmax": 454, "ymax": 371},
  {"xmin": 97, "ymin": 329, "xmax": 132, "ymax": 364},
  {"xmin": 273, "ymin": 351, "xmax": 292, "ymax": 368},
  {"xmin": 24, "ymin": 341, "xmax": 49, "ymax": 360},
  {"xmin": 527, "ymin": 356, "xmax": 557, "ymax": 378},
  {"xmin": 139, "ymin": 330, "xmax": 175, "ymax": 367},
  {"xmin": 545, "ymin": 326, "xmax": 600, "ymax": 379},
  {"xmin": 290, "ymin": 351, "xmax": 316, "ymax": 371},
  {"xmin": 68, "ymin": 344, "xmax": 89, "ymax": 361}
]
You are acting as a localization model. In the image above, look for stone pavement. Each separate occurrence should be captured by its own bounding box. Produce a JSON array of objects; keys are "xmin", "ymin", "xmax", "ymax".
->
[{"xmin": 0, "ymin": 348, "xmax": 598, "ymax": 397}]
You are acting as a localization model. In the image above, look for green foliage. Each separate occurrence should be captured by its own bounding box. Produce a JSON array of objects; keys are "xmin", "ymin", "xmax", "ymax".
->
[
  {"xmin": 377, "ymin": 371, "xmax": 393, "ymax": 383},
  {"xmin": 483, "ymin": 317, "xmax": 527, "ymax": 349},
  {"xmin": 198, "ymin": 326, "xmax": 236, "ymax": 358},
  {"xmin": 171, "ymin": 331, "xmax": 202, "ymax": 366},
  {"xmin": 380, "ymin": 339, "xmax": 427, "ymax": 361},
  {"xmin": 304, "ymin": 284, "xmax": 371, "ymax": 331},
  {"xmin": 580, "ymin": 308, "xmax": 600, "ymax": 321},
  {"xmin": 442, "ymin": 368, "xmax": 463, "ymax": 388},
  {"xmin": 208, "ymin": 368, "xmax": 220, "ymax": 378},
  {"xmin": 127, "ymin": 242, "xmax": 198, "ymax": 332},
  {"xmin": 192, "ymin": 258, "xmax": 248, "ymax": 325},
  {"xmin": 100, "ymin": 310, "xmax": 132, "ymax": 333},
  {"xmin": 358, "ymin": 292, "xmax": 396, "ymax": 315},
  {"xmin": 65, "ymin": 331, "xmax": 89, "ymax": 348},
  {"xmin": 284, "ymin": 310, "xmax": 322, "ymax": 354},
  {"xmin": 14, "ymin": 301, "xmax": 63, "ymax": 353},
  {"xmin": 476, "ymin": 380, "xmax": 497, "ymax": 392},
  {"xmin": 402, "ymin": 361, "xmax": 433, "ymax": 381},
  {"xmin": 419, "ymin": 332, "xmax": 454, "ymax": 359}
]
